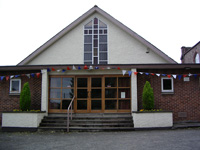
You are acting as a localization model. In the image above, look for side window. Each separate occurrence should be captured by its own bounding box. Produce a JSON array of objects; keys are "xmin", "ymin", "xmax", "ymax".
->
[
  {"xmin": 195, "ymin": 53, "xmax": 200, "ymax": 63},
  {"xmin": 10, "ymin": 79, "xmax": 21, "ymax": 94},
  {"xmin": 161, "ymin": 77, "xmax": 174, "ymax": 93}
]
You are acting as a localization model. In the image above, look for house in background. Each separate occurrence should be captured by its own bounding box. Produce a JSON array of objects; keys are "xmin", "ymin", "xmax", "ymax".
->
[
  {"xmin": 181, "ymin": 41, "xmax": 200, "ymax": 63},
  {"xmin": 0, "ymin": 6, "xmax": 200, "ymax": 131}
]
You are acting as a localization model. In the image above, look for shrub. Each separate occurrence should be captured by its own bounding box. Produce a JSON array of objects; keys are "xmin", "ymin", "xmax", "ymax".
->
[
  {"xmin": 142, "ymin": 81, "xmax": 154, "ymax": 110},
  {"xmin": 20, "ymin": 82, "xmax": 31, "ymax": 111}
]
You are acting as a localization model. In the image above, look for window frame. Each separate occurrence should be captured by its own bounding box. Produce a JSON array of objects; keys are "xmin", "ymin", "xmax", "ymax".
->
[
  {"xmin": 10, "ymin": 79, "xmax": 21, "ymax": 94},
  {"xmin": 161, "ymin": 77, "xmax": 174, "ymax": 93}
]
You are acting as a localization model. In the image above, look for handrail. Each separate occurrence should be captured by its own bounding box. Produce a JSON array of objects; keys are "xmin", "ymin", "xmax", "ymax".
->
[{"xmin": 67, "ymin": 96, "xmax": 75, "ymax": 132}]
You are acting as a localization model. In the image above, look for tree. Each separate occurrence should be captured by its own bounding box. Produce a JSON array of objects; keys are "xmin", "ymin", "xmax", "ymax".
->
[
  {"xmin": 20, "ymin": 82, "xmax": 31, "ymax": 111},
  {"xmin": 142, "ymin": 81, "xmax": 154, "ymax": 110}
]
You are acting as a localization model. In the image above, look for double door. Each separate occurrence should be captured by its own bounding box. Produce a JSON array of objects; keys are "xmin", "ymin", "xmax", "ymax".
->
[{"xmin": 76, "ymin": 77, "xmax": 103, "ymax": 113}]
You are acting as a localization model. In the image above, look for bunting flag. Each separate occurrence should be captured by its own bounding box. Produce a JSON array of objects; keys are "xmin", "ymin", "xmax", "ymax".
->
[
  {"xmin": 134, "ymin": 72, "xmax": 138, "ymax": 75},
  {"xmin": 95, "ymin": 67, "xmax": 99, "ymax": 69},
  {"xmin": 6, "ymin": 76, "xmax": 9, "ymax": 81},
  {"xmin": 72, "ymin": 65, "xmax": 77, "ymax": 70},
  {"xmin": 194, "ymin": 74, "xmax": 198, "ymax": 78},
  {"xmin": 156, "ymin": 74, "xmax": 160, "ymax": 77},
  {"xmin": 183, "ymin": 74, "xmax": 187, "ymax": 77},
  {"xmin": 62, "ymin": 69, "xmax": 66, "ymax": 72},
  {"xmin": 31, "ymin": 73, "xmax": 35, "ymax": 78},
  {"xmin": 0, "ymin": 76, "xmax": 5, "ymax": 81},
  {"xmin": 47, "ymin": 68, "xmax": 51, "ymax": 72},
  {"xmin": 178, "ymin": 75, "xmax": 182, "ymax": 80},
  {"xmin": 122, "ymin": 70, "xmax": 126, "ymax": 76},
  {"xmin": 36, "ymin": 73, "xmax": 40, "ymax": 78},
  {"xmin": 128, "ymin": 71, "xmax": 132, "ymax": 76},
  {"xmin": 107, "ymin": 67, "xmax": 111, "ymax": 69},
  {"xmin": 10, "ymin": 75, "xmax": 14, "ymax": 79},
  {"xmin": 15, "ymin": 75, "xmax": 20, "ymax": 78},
  {"xmin": 89, "ymin": 66, "xmax": 93, "ymax": 70},
  {"xmin": 78, "ymin": 66, "xmax": 81, "ymax": 70},
  {"xmin": 162, "ymin": 74, "xmax": 166, "ymax": 76},
  {"xmin": 167, "ymin": 75, "xmax": 171, "ymax": 78},
  {"xmin": 84, "ymin": 65, "xmax": 88, "ymax": 69},
  {"xmin": 145, "ymin": 73, "xmax": 150, "ymax": 75},
  {"xmin": 67, "ymin": 67, "xmax": 71, "ymax": 70},
  {"xmin": 117, "ymin": 67, "xmax": 121, "ymax": 70},
  {"xmin": 172, "ymin": 75, "xmax": 177, "ymax": 79},
  {"xmin": 57, "ymin": 69, "xmax": 61, "ymax": 72},
  {"xmin": 26, "ymin": 74, "xmax": 30, "ymax": 78},
  {"xmin": 139, "ymin": 72, "xmax": 143, "ymax": 74},
  {"xmin": 51, "ymin": 68, "xmax": 55, "ymax": 71}
]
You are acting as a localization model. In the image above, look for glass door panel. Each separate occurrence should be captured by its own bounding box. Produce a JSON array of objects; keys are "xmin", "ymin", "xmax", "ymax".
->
[{"xmin": 76, "ymin": 78, "xmax": 89, "ymax": 112}]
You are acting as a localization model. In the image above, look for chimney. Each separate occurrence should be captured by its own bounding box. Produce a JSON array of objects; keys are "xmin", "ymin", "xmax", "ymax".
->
[{"xmin": 180, "ymin": 46, "xmax": 191, "ymax": 63}]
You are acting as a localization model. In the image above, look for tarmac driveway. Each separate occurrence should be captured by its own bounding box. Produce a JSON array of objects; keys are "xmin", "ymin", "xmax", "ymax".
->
[{"xmin": 0, "ymin": 129, "xmax": 200, "ymax": 150}]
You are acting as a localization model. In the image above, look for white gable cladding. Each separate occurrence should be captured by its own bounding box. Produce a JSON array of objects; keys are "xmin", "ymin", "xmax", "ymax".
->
[{"xmin": 27, "ymin": 13, "xmax": 169, "ymax": 65}]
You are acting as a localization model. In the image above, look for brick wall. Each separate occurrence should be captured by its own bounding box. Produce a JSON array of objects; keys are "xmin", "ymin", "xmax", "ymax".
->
[
  {"xmin": 182, "ymin": 42, "xmax": 200, "ymax": 63},
  {"xmin": 0, "ymin": 71, "xmax": 42, "ymax": 124},
  {"xmin": 137, "ymin": 69, "xmax": 200, "ymax": 123}
]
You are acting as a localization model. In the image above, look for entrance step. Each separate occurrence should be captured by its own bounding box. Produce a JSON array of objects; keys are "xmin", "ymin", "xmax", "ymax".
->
[{"xmin": 38, "ymin": 113, "xmax": 134, "ymax": 132}]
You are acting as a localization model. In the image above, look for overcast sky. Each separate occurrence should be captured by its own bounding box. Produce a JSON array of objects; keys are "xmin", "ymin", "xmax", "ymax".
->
[{"xmin": 0, "ymin": 0, "xmax": 199, "ymax": 66}]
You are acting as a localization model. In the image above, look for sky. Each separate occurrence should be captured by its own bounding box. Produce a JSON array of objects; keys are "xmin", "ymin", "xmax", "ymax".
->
[{"xmin": 0, "ymin": 0, "xmax": 200, "ymax": 66}]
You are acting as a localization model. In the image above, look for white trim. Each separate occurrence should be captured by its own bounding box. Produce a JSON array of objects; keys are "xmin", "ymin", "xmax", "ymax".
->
[
  {"xmin": 41, "ymin": 69, "xmax": 49, "ymax": 112},
  {"xmin": 131, "ymin": 68, "xmax": 137, "ymax": 111},
  {"xmin": 161, "ymin": 77, "xmax": 174, "ymax": 93},
  {"xmin": 10, "ymin": 79, "xmax": 21, "ymax": 94}
]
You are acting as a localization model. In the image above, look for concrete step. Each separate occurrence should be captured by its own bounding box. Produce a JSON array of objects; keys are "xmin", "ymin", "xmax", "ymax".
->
[
  {"xmin": 38, "ymin": 126, "xmax": 134, "ymax": 132},
  {"xmin": 39, "ymin": 113, "xmax": 134, "ymax": 132}
]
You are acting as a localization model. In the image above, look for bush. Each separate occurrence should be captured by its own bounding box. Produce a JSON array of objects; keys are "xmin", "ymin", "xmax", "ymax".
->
[
  {"xmin": 142, "ymin": 81, "xmax": 154, "ymax": 110},
  {"xmin": 20, "ymin": 82, "xmax": 31, "ymax": 111}
]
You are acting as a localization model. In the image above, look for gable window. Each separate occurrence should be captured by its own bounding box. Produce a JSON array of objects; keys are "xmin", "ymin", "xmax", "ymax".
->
[
  {"xmin": 10, "ymin": 79, "xmax": 21, "ymax": 94},
  {"xmin": 161, "ymin": 77, "xmax": 174, "ymax": 93},
  {"xmin": 84, "ymin": 18, "xmax": 108, "ymax": 64},
  {"xmin": 195, "ymin": 53, "xmax": 200, "ymax": 63}
]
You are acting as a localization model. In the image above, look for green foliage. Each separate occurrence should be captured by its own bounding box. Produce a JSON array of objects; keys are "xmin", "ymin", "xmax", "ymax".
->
[
  {"xmin": 142, "ymin": 81, "xmax": 154, "ymax": 110},
  {"xmin": 20, "ymin": 82, "xmax": 31, "ymax": 111}
]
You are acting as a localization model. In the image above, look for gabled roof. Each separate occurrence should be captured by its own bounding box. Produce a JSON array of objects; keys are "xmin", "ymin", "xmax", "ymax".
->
[{"xmin": 18, "ymin": 5, "xmax": 177, "ymax": 65}]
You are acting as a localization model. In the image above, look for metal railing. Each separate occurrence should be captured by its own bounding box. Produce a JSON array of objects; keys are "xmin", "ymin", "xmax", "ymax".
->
[{"xmin": 67, "ymin": 96, "xmax": 75, "ymax": 132}]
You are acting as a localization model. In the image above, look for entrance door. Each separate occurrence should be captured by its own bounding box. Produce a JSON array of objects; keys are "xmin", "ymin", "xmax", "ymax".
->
[{"xmin": 76, "ymin": 77, "xmax": 102, "ymax": 113}]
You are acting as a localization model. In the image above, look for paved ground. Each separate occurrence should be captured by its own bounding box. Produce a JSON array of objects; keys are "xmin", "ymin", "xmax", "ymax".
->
[{"xmin": 0, "ymin": 129, "xmax": 200, "ymax": 150}]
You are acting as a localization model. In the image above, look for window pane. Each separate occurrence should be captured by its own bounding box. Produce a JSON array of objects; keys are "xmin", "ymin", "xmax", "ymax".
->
[
  {"xmin": 77, "ymin": 89, "xmax": 88, "ymax": 98},
  {"xmin": 11, "ymin": 81, "xmax": 19, "ymax": 92},
  {"xmin": 84, "ymin": 53, "xmax": 92, "ymax": 60},
  {"xmin": 85, "ymin": 20, "xmax": 92, "ymax": 29},
  {"xmin": 50, "ymin": 78, "xmax": 61, "ymax": 87},
  {"xmin": 77, "ymin": 78, "xmax": 87, "ymax": 87},
  {"xmin": 99, "ymin": 35, "xmax": 107, "ymax": 43},
  {"xmin": 195, "ymin": 53, "xmax": 200, "ymax": 63},
  {"xmin": 99, "ymin": 61, "xmax": 107, "ymax": 64},
  {"xmin": 94, "ymin": 57, "xmax": 98, "ymax": 65},
  {"xmin": 84, "ymin": 44, "xmax": 92, "ymax": 51},
  {"xmin": 118, "ymin": 77, "xmax": 130, "ymax": 87},
  {"xmin": 118, "ymin": 89, "xmax": 130, "ymax": 98},
  {"xmin": 92, "ymin": 78, "xmax": 102, "ymax": 87},
  {"xmin": 50, "ymin": 89, "xmax": 61, "ymax": 98},
  {"xmin": 84, "ymin": 30, "xmax": 88, "ymax": 34},
  {"xmin": 84, "ymin": 35, "xmax": 92, "ymax": 43},
  {"xmin": 99, "ymin": 44, "xmax": 107, "ymax": 51},
  {"xmin": 118, "ymin": 100, "xmax": 130, "ymax": 109},
  {"xmin": 105, "ymin": 89, "xmax": 117, "ymax": 98},
  {"xmin": 94, "ymin": 39, "xmax": 98, "ymax": 47},
  {"xmin": 105, "ymin": 77, "xmax": 117, "ymax": 87},
  {"xmin": 62, "ymin": 89, "xmax": 74, "ymax": 98},
  {"xmin": 92, "ymin": 100, "xmax": 101, "ymax": 110},
  {"xmin": 94, "ymin": 18, "xmax": 98, "ymax": 24},
  {"xmin": 94, "ymin": 48, "xmax": 98, "ymax": 56},
  {"xmin": 62, "ymin": 78, "xmax": 74, "ymax": 87},
  {"xmin": 50, "ymin": 100, "xmax": 60, "ymax": 109},
  {"xmin": 163, "ymin": 79, "xmax": 172, "ymax": 90},
  {"xmin": 77, "ymin": 100, "xmax": 87, "ymax": 110},
  {"xmin": 62, "ymin": 100, "xmax": 73, "ymax": 109},
  {"xmin": 105, "ymin": 100, "xmax": 117, "ymax": 110},
  {"xmin": 99, "ymin": 20, "xmax": 107, "ymax": 28},
  {"xmin": 99, "ymin": 53, "xmax": 107, "ymax": 60},
  {"xmin": 91, "ymin": 89, "xmax": 101, "ymax": 98}
]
